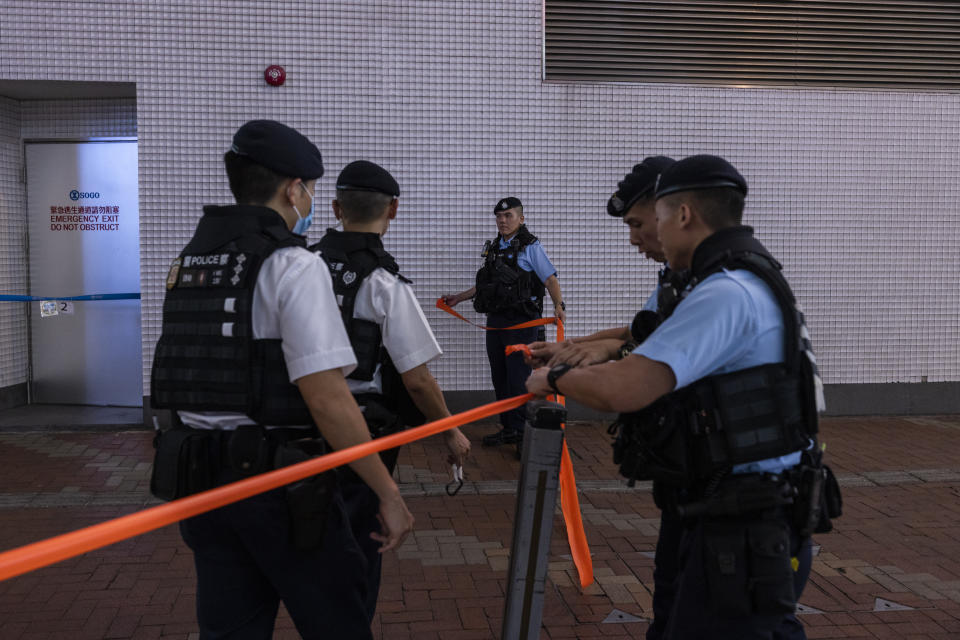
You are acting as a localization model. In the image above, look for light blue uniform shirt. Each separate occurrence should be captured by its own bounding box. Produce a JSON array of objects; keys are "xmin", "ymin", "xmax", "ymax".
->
[
  {"xmin": 634, "ymin": 268, "xmax": 802, "ymax": 474},
  {"xmin": 642, "ymin": 286, "xmax": 658, "ymax": 312},
  {"xmin": 499, "ymin": 236, "xmax": 556, "ymax": 284}
]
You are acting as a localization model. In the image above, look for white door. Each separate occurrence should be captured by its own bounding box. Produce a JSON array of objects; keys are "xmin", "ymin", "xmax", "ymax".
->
[{"xmin": 25, "ymin": 141, "xmax": 142, "ymax": 406}]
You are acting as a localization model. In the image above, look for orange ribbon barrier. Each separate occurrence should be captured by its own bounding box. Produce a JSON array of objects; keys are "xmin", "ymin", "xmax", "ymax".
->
[
  {"xmin": 0, "ymin": 395, "xmax": 532, "ymax": 584},
  {"xmin": 550, "ymin": 320, "xmax": 594, "ymax": 589},
  {"xmin": 435, "ymin": 299, "xmax": 555, "ymax": 331},
  {"xmin": 504, "ymin": 344, "xmax": 532, "ymax": 358},
  {"xmin": 438, "ymin": 301, "xmax": 594, "ymax": 589}
]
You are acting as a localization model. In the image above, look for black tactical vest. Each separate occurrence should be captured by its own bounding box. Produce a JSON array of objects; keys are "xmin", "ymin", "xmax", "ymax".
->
[
  {"xmin": 151, "ymin": 205, "xmax": 313, "ymax": 425},
  {"xmin": 472, "ymin": 225, "xmax": 545, "ymax": 318},
  {"xmin": 311, "ymin": 230, "xmax": 425, "ymax": 427},
  {"xmin": 613, "ymin": 226, "xmax": 824, "ymax": 487}
]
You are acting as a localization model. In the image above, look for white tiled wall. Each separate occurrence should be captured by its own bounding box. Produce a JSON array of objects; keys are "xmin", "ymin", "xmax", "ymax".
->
[
  {"xmin": 1, "ymin": 1, "xmax": 958, "ymax": 394},
  {"xmin": 0, "ymin": 97, "xmax": 27, "ymax": 389},
  {"xmin": 20, "ymin": 98, "xmax": 136, "ymax": 140}
]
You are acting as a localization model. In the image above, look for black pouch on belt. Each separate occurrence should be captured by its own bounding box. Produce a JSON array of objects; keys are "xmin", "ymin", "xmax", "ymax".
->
[
  {"xmin": 815, "ymin": 463, "xmax": 843, "ymax": 533},
  {"xmin": 275, "ymin": 438, "xmax": 337, "ymax": 551},
  {"xmin": 791, "ymin": 464, "xmax": 825, "ymax": 538},
  {"xmin": 227, "ymin": 425, "xmax": 269, "ymax": 476},
  {"xmin": 150, "ymin": 427, "xmax": 215, "ymax": 501}
]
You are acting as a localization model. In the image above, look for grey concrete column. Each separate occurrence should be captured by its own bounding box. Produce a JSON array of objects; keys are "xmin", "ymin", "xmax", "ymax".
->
[{"xmin": 501, "ymin": 400, "xmax": 566, "ymax": 640}]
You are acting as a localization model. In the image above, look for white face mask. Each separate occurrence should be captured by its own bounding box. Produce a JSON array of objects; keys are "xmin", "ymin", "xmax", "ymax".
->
[{"xmin": 292, "ymin": 182, "xmax": 314, "ymax": 235}]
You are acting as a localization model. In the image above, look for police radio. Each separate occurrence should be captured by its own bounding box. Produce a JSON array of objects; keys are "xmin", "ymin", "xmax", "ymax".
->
[{"xmin": 481, "ymin": 240, "xmax": 492, "ymax": 258}]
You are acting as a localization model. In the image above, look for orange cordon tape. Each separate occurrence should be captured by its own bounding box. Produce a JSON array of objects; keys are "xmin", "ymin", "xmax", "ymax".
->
[
  {"xmin": 504, "ymin": 344, "xmax": 532, "ymax": 358},
  {"xmin": 0, "ymin": 395, "xmax": 531, "ymax": 584},
  {"xmin": 548, "ymin": 321, "xmax": 594, "ymax": 591},
  {"xmin": 435, "ymin": 299, "xmax": 556, "ymax": 331},
  {"xmin": 437, "ymin": 300, "xmax": 594, "ymax": 589}
]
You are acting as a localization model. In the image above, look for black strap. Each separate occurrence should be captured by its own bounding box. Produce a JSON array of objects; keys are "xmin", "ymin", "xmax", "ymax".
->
[
  {"xmin": 663, "ymin": 226, "xmax": 802, "ymax": 375},
  {"xmin": 486, "ymin": 224, "xmax": 538, "ymax": 266},
  {"xmin": 513, "ymin": 224, "xmax": 538, "ymax": 248},
  {"xmin": 311, "ymin": 230, "xmax": 410, "ymax": 382},
  {"xmin": 311, "ymin": 230, "xmax": 401, "ymax": 334}
]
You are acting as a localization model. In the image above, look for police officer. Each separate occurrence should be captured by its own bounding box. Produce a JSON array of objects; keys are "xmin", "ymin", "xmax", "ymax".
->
[
  {"xmin": 529, "ymin": 157, "xmax": 675, "ymax": 369},
  {"xmin": 310, "ymin": 160, "xmax": 471, "ymax": 620},
  {"xmin": 528, "ymin": 156, "xmax": 684, "ymax": 640},
  {"xmin": 527, "ymin": 155, "xmax": 824, "ymax": 639},
  {"xmin": 442, "ymin": 197, "xmax": 565, "ymax": 447},
  {"xmin": 150, "ymin": 120, "xmax": 413, "ymax": 639}
]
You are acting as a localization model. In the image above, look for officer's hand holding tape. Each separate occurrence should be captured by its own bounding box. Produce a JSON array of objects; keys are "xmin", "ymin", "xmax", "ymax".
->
[
  {"xmin": 521, "ymin": 340, "xmax": 556, "ymax": 368},
  {"xmin": 525, "ymin": 366, "xmax": 554, "ymax": 397},
  {"xmin": 527, "ymin": 340, "xmax": 620, "ymax": 369},
  {"xmin": 441, "ymin": 290, "xmax": 470, "ymax": 307},
  {"xmin": 553, "ymin": 302, "xmax": 567, "ymax": 325}
]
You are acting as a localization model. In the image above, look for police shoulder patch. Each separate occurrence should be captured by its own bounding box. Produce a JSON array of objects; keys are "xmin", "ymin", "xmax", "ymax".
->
[{"xmin": 166, "ymin": 258, "xmax": 182, "ymax": 290}]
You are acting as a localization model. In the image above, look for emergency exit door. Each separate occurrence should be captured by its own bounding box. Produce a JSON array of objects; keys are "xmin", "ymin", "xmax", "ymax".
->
[{"xmin": 25, "ymin": 141, "xmax": 142, "ymax": 406}]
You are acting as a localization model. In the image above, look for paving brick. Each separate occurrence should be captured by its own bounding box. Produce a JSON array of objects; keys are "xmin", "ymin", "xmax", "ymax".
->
[
  {"xmin": 0, "ymin": 419, "xmax": 959, "ymax": 639},
  {"xmin": 379, "ymin": 608, "xmax": 435, "ymax": 624},
  {"xmin": 0, "ymin": 622, "xmax": 30, "ymax": 640},
  {"xmin": 81, "ymin": 606, "xmax": 121, "ymax": 638},
  {"xmin": 105, "ymin": 614, "xmax": 143, "ymax": 639}
]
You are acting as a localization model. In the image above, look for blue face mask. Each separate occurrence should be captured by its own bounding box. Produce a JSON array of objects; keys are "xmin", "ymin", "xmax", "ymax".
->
[{"xmin": 292, "ymin": 182, "xmax": 314, "ymax": 235}]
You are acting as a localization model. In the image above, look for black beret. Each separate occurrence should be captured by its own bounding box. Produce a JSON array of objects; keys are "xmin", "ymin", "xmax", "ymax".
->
[
  {"xmin": 494, "ymin": 196, "xmax": 522, "ymax": 213},
  {"xmin": 654, "ymin": 154, "xmax": 747, "ymax": 199},
  {"xmin": 230, "ymin": 120, "xmax": 324, "ymax": 180},
  {"xmin": 336, "ymin": 160, "xmax": 400, "ymax": 197},
  {"xmin": 607, "ymin": 156, "xmax": 675, "ymax": 217}
]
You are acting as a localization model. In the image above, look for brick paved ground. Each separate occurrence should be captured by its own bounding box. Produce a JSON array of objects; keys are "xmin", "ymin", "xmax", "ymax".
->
[{"xmin": 1, "ymin": 415, "xmax": 959, "ymax": 639}]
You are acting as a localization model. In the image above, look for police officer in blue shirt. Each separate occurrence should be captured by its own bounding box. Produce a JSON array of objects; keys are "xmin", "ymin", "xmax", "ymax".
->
[
  {"xmin": 529, "ymin": 157, "xmax": 685, "ymax": 640},
  {"xmin": 529, "ymin": 157, "xmax": 674, "ymax": 369},
  {"xmin": 443, "ymin": 197, "xmax": 565, "ymax": 447},
  {"xmin": 528, "ymin": 155, "xmax": 827, "ymax": 639}
]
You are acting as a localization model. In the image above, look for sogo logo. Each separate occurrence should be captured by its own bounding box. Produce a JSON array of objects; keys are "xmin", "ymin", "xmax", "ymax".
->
[{"xmin": 69, "ymin": 189, "xmax": 100, "ymax": 200}]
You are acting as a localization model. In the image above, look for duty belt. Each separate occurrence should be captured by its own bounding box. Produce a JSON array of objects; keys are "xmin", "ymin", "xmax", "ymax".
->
[
  {"xmin": 673, "ymin": 473, "xmax": 795, "ymax": 519},
  {"xmin": 215, "ymin": 426, "xmax": 321, "ymax": 476}
]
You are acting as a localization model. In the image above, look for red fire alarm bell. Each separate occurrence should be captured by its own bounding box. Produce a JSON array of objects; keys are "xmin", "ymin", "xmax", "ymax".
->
[{"xmin": 264, "ymin": 65, "xmax": 286, "ymax": 86}]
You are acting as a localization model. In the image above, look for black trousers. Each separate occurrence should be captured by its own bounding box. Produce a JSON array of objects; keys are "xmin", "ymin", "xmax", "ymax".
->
[
  {"xmin": 656, "ymin": 506, "xmax": 812, "ymax": 640},
  {"xmin": 339, "ymin": 473, "xmax": 384, "ymax": 623},
  {"xmin": 485, "ymin": 312, "xmax": 540, "ymax": 432},
  {"xmin": 179, "ymin": 467, "xmax": 371, "ymax": 640},
  {"xmin": 647, "ymin": 510, "xmax": 683, "ymax": 640}
]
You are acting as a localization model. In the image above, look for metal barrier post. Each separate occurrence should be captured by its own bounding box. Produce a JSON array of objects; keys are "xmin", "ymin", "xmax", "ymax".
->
[{"xmin": 501, "ymin": 400, "xmax": 566, "ymax": 640}]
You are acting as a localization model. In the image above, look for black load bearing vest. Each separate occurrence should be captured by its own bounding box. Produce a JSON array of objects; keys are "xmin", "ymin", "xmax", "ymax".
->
[
  {"xmin": 151, "ymin": 205, "xmax": 312, "ymax": 425},
  {"xmin": 311, "ymin": 230, "xmax": 425, "ymax": 427},
  {"xmin": 472, "ymin": 225, "xmax": 545, "ymax": 318},
  {"xmin": 613, "ymin": 226, "xmax": 825, "ymax": 487}
]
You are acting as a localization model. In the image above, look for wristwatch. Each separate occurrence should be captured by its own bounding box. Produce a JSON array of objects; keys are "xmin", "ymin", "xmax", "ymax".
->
[
  {"xmin": 556, "ymin": 301, "xmax": 566, "ymax": 311},
  {"xmin": 547, "ymin": 362, "xmax": 573, "ymax": 394},
  {"xmin": 616, "ymin": 340, "xmax": 639, "ymax": 360}
]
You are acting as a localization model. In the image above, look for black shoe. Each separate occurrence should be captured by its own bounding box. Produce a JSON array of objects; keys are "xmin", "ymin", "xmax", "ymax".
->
[{"xmin": 482, "ymin": 428, "xmax": 522, "ymax": 447}]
